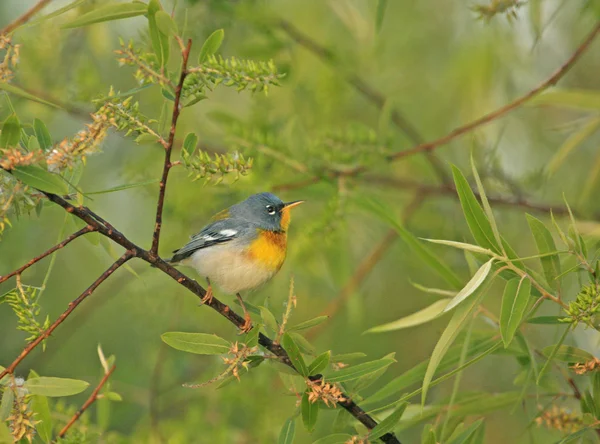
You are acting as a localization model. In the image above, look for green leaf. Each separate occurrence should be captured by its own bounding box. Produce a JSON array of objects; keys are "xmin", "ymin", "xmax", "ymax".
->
[
  {"xmin": 500, "ymin": 278, "xmax": 531, "ymax": 347},
  {"xmin": 447, "ymin": 418, "xmax": 484, "ymax": 444},
  {"xmin": 105, "ymin": 391, "xmax": 122, "ymax": 401},
  {"xmin": 554, "ymin": 427, "xmax": 594, "ymax": 444},
  {"xmin": 326, "ymin": 357, "xmax": 395, "ymax": 383},
  {"xmin": 471, "ymin": 154, "xmax": 503, "ymax": 251},
  {"xmin": 526, "ymin": 214, "xmax": 561, "ymax": 290},
  {"xmin": 62, "ymin": 1, "xmax": 148, "ymax": 28},
  {"xmin": 260, "ymin": 306, "xmax": 279, "ymax": 333},
  {"xmin": 369, "ymin": 402, "xmax": 408, "ymax": 440},
  {"xmin": 357, "ymin": 197, "xmax": 462, "ymax": 289},
  {"xmin": 0, "ymin": 83, "xmax": 62, "ymax": 109},
  {"xmin": 289, "ymin": 332, "xmax": 316, "ymax": 355},
  {"xmin": 0, "ymin": 387, "xmax": 14, "ymax": 420},
  {"xmin": 422, "ymin": 238, "xmax": 494, "ymax": 255},
  {"xmin": 243, "ymin": 323, "xmax": 261, "ymax": 348},
  {"xmin": 312, "ymin": 434, "xmax": 353, "ymax": 444},
  {"xmin": 0, "ymin": 421, "xmax": 11, "ymax": 444},
  {"xmin": 282, "ymin": 333, "xmax": 308, "ymax": 376},
  {"xmin": 147, "ymin": 0, "xmax": 170, "ymax": 68},
  {"xmin": 0, "ymin": 114, "xmax": 21, "ymax": 148},
  {"xmin": 444, "ymin": 259, "xmax": 494, "ymax": 312},
  {"xmin": 422, "ymin": 279, "xmax": 489, "ymax": 405},
  {"xmin": 308, "ymin": 351, "xmax": 331, "ymax": 375},
  {"xmin": 288, "ymin": 316, "xmax": 329, "ymax": 332},
  {"xmin": 302, "ymin": 392, "xmax": 318, "ymax": 432},
  {"xmin": 353, "ymin": 352, "xmax": 396, "ymax": 392},
  {"xmin": 182, "ymin": 132, "xmax": 198, "ymax": 157},
  {"xmin": 31, "ymin": 394, "xmax": 52, "ymax": 442},
  {"xmin": 199, "ymin": 29, "xmax": 225, "ymax": 63},
  {"xmin": 529, "ymin": 89, "xmax": 600, "ymax": 111},
  {"xmin": 537, "ymin": 327, "xmax": 570, "ymax": 384},
  {"xmin": 547, "ymin": 117, "xmax": 600, "ymax": 176},
  {"xmin": 364, "ymin": 299, "xmax": 451, "ymax": 333},
  {"xmin": 155, "ymin": 10, "xmax": 178, "ymax": 36},
  {"xmin": 85, "ymin": 179, "xmax": 159, "ymax": 195},
  {"xmin": 12, "ymin": 166, "xmax": 69, "ymax": 194},
  {"xmin": 451, "ymin": 165, "xmax": 500, "ymax": 253},
  {"xmin": 331, "ymin": 352, "xmax": 366, "ymax": 363},
  {"xmin": 375, "ymin": 0, "xmax": 389, "ymax": 32},
  {"xmin": 29, "ymin": 0, "xmax": 88, "ymax": 26},
  {"xmin": 161, "ymin": 332, "xmax": 230, "ymax": 355},
  {"xmin": 33, "ymin": 119, "xmax": 52, "ymax": 151},
  {"xmin": 527, "ymin": 316, "xmax": 564, "ymax": 324},
  {"xmin": 278, "ymin": 418, "xmax": 296, "ymax": 444},
  {"xmin": 25, "ymin": 377, "xmax": 89, "ymax": 397},
  {"xmin": 542, "ymin": 344, "xmax": 594, "ymax": 363}
]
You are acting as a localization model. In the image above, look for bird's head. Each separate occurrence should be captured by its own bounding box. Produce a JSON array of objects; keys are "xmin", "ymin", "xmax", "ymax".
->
[{"xmin": 230, "ymin": 192, "xmax": 304, "ymax": 232}]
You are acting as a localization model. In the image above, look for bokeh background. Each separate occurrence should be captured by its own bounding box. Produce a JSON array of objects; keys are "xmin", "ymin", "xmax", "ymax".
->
[{"xmin": 1, "ymin": 0, "xmax": 600, "ymax": 442}]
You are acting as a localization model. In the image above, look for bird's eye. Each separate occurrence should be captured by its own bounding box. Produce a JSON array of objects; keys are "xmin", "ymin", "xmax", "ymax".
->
[{"xmin": 266, "ymin": 205, "xmax": 276, "ymax": 215}]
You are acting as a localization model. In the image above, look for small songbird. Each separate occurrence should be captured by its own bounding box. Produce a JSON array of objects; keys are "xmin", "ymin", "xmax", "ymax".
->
[{"xmin": 167, "ymin": 192, "xmax": 304, "ymax": 332}]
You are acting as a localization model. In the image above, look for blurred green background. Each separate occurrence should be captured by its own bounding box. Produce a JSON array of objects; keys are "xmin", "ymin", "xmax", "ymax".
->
[{"xmin": 1, "ymin": 0, "xmax": 600, "ymax": 442}]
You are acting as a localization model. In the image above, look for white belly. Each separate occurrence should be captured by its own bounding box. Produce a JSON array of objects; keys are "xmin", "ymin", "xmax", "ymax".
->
[{"xmin": 184, "ymin": 245, "xmax": 277, "ymax": 294}]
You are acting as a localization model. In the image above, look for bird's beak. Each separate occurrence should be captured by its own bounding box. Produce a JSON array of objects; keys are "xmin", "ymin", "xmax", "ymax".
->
[{"xmin": 284, "ymin": 200, "xmax": 305, "ymax": 210}]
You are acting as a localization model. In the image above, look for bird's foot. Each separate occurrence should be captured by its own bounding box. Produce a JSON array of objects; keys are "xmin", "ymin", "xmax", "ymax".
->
[
  {"xmin": 238, "ymin": 314, "xmax": 253, "ymax": 335},
  {"xmin": 201, "ymin": 286, "xmax": 213, "ymax": 305}
]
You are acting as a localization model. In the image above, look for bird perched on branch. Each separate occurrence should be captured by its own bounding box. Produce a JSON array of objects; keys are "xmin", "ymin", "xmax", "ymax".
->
[{"xmin": 167, "ymin": 192, "xmax": 304, "ymax": 333}]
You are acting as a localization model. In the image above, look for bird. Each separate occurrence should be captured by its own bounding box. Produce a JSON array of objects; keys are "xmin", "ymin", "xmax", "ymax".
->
[{"xmin": 166, "ymin": 192, "xmax": 304, "ymax": 333}]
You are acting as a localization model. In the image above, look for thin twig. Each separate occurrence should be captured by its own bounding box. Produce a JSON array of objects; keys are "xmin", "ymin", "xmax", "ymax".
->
[
  {"xmin": 0, "ymin": 0, "xmax": 54, "ymax": 35},
  {"xmin": 56, "ymin": 365, "xmax": 117, "ymax": 440},
  {"xmin": 151, "ymin": 39, "xmax": 192, "ymax": 255},
  {"xmin": 0, "ymin": 253, "xmax": 132, "ymax": 381},
  {"xmin": 0, "ymin": 226, "xmax": 95, "ymax": 285}
]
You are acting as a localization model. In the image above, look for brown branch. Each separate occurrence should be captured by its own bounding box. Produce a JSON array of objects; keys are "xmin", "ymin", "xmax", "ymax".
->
[
  {"xmin": 56, "ymin": 364, "xmax": 116, "ymax": 440},
  {"xmin": 0, "ymin": 226, "xmax": 95, "ymax": 285},
  {"xmin": 0, "ymin": 253, "xmax": 132, "ymax": 381},
  {"xmin": 151, "ymin": 39, "xmax": 192, "ymax": 255},
  {"xmin": 387, "ymin": 21, "xmax": 600, "ymax": 162},
  {"xmin": 0, "ymin": 0, "xmax": 54, "ymax": 35},
  {"xmin": 277, "ymin": 19, "xmax": 449, "ymax": 184}
]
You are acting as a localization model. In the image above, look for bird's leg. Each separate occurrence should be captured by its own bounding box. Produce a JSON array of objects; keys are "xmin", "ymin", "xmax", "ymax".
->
[
  {"xmin": 201, "ymin": 277, "xmax": 213, "ymax": 305},
  {"xmin": 236, "ymin": 293, "xmax": 253, "ymax": 334}
]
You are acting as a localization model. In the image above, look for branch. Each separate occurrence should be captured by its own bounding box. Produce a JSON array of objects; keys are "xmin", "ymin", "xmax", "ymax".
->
[
  {"xmin": 151, "ymin": 39, "xmax": 192, "ymax": 255},
  {"xmin": 0, "ymin": 225, "xmax": 95, "ymax": 285},
  {"xmin": 56, "ymin": 364, "xmax": 116, "ymax": 440},
  {"xmin": 0, "ymin": 0, "xmax": 54, "ymax": 35},
  {"xmin": 277, "ymin": 19, "xmax": 450, "ymax": 184},
  {"xmin": 0, "ymin": 253, "xmax": 132, "ymax": 381},
  {"xmin": 387, "ymin": 21, "xmax": 600, "ymax": 162}
]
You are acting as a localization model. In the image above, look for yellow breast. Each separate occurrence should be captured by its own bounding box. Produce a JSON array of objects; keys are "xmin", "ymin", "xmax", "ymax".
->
[{"xmin": 246, "ymin": 229, "xmax": 287, "ymax": 270}]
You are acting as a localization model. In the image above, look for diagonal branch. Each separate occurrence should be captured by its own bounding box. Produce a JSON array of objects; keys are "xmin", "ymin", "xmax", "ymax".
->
[
  {"xmin": 0, "ymin": 253, "xmax": 132, "ymax": 381},
  {"xmin": 0, "ymin": 0, "xmax": 54, "ymax": 35},
  {"xmin": 151, "ymin": 39, "xmax": 193, "ymax": 255},
  {"xmin": 0, "ymin": 225, "xmax": 96, "ymax": 285},
  {"xmin": 56, "ymin": 364, "xmax": 116, "ymax": 440}
]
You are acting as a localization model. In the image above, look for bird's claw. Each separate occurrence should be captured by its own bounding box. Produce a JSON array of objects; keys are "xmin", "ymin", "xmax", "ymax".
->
[
  {"xmin": 238, "ymin": 315, "xmax": 253, "ymax": 335},
  {"xmin": 201, "ymin": 286, "xmax": 213, "ymax": 305}
]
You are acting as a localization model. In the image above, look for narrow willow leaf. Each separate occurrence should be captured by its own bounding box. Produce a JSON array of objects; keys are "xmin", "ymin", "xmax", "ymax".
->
[
  {"xmin": 12, "ymin": 166, "xmax": 69, "ymax": 195},
  {"xmin": 364, "ymin": 299, "xmax": 451, "ymax": 334},
  {"xmin": 25, "ymin": 377, "xmax": 89, "ymax": 397},
  {"xmin": 500, "ymin": 278, "xmax": 531, "ymax": 347},
  {"xmin": 421, "ymin": 425, "xmax": 437, "ymax": 444},
  {"xmin": 260, "ymin": 306, "xmax": 279, "ymax": 333},
  {"xmin": 547, "ymin": 117, "xmax": 600, "ymax": 176},
  {"xmin": 0, "ymin": 83, "xmax": 62, "ymax": 109},
  {"xmin": 312, "ymin": 434, "xmax": 353, "ymax": 444},
  {"xmin": 182, "ymin": 132, "xmax": 198, "ymax": 157},
  {"xmin": 161, "ymin": 332, "xmax": 230, "ymax": 355},
  {"xmin": 529, "ymin": 89, "xmax": 600, "ymax": 110},
  {"xmin": 29, "ymin": 0, "xmax": 88, "ymax": 26},
  {"xmin": 537, "ymin": 327, "xmax": 570, "ymax": 384},
  {"xmin": 289, "ymin": 332, "xmax": 316, "ymax": 355},
  {"xmin": 410, "ymin": 282, "xmax": 456, "ymax": 297},
  {"xmin": 451, "ymin": 165, "xmax": 500, "ymax": 253},
  {"xmin": 105, "ymin": 392, "xmax": 122, "ymax": 401},
  {"xmin": 353, "ymin": 352, "xmax": 396, "ymax": 393},
  {"xmin": 302, "ymin": 392, "xmax": 318, "ymax": 432},
  {"xmin": 369, "ymin": 402, "xmax": 408, "ymax": 440},
  {"xmin": 444, "ymin": 259, "xmax": 494, "ymax": 312},
  {"xmin": 31, "ymin": 394, "xmax": 52, "ymax": 442},
  {"xmin": 308, "ymin": 351, "xmax": 331, "ymax": 375},
  {"xmin": 375, "ymin": 0, "xmax": 389, "ymax": 32},
  {"xmin": 0, "ymin": 113, "xmax": 21, "ymax": 148},
  {"xmin": 422, "ymin": 238, "xmax": 494, "ymax": 255},
  {"xmin": 0, "ymin": 387, "xmax": 14, "ymax": 420},
  {"xmin": 422, "ymin": 281, "xmax": 489, "ymax": 405},
  {"xmin": 148, "ymin": 0, "xmax": 170, "ymax": 67},
  {"xmin": 86, "ymin": 179, "xmax": 158, "ymax": 195},
  {"xmin": 155, "ymin": 10, "xmax": 178, "ymax": 36},
  {"xmin": 278, "ymin": 418, "xmax": 295, "ymax": 444},
  {"xmin": 527, "ymin": 316, "xmax": 564, "ymax": 324},
  {"xmin": 554, "ymin": 427, "xmax": 594, "ymax": 444},
  {"xmin": 356, "ymin": 197, "xmax": 462, "ymax": 289},
  {"xmin": 199, "ymin": 29, "xmax": 225, "ymax": 63},
  {"xmin": 282, "ymin": 333, "xmax": 308, "ymax": 376},
  {"xmin": 331, "ymin": 352, "xmax": 366, "ymax": 363},
  {"xmin": 0, "ymin": 421, "xmax": 11, "ymax": 443},
  {"xmin": 288, "ymin": 316, "xmax": 329, "ymax": 332},
  {"xmin": 447, "ymin": 418, "xmax": 484, "ymax": 444},
  {"xmin": 33, "ymin": 118, "xmax": 52, "ymax": 151},
  {"xmin": 62, "ymin": 1, "xmax": 148, "ymax": 28},
  {"xmin": 542, "ymin": 344, "xmax": 594, "ymax": 363},
  {"xmin": 326, "ymin": 357, "xmax": 395, "ymax": 383},
  {"xmin": 471, "ymin": 154, "xmax": 503, "ymax": 251}
]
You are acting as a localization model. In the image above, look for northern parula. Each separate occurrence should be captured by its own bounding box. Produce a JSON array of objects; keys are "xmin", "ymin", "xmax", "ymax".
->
[{"xmin": 167, "ymin": 192, "xmax": 304, "ymax": 332}]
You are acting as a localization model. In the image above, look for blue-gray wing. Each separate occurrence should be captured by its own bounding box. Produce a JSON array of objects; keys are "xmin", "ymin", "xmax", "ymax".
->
[{"xmin": 169, "ymin": 219, "xmax": 254, "ymax": 263}]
